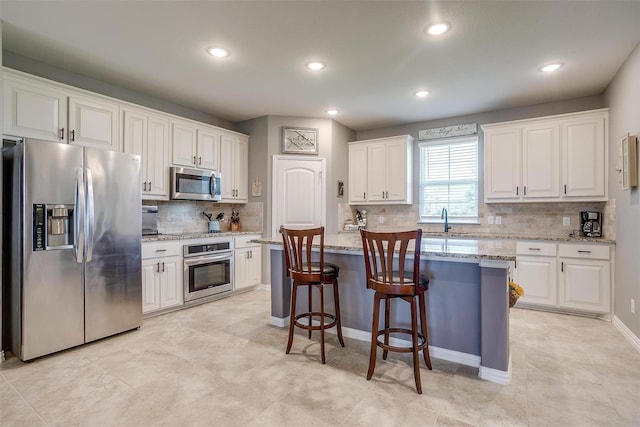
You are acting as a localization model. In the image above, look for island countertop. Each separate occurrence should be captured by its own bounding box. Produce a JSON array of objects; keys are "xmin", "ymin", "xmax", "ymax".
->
[{"xmin": 254, "ymin": 233, "xmax": 517, "ymax": 262}]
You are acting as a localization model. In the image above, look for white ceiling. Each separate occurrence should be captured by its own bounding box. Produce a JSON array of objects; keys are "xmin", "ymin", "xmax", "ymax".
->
[{"xmin": 2, "ymin": 1, "xmax": 639, "ymax": 131}]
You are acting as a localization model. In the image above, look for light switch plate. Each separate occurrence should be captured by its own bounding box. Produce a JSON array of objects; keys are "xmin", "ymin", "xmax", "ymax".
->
[
  {"xmin": 563, "ymin": 217, "xmax": 570, "ymax": 226},
  {"xmin": 495, "ymin": 216, "xmax": 502, "ymax": 225},
  {"xmin": 487, "ymin": 215, "xmax": 494, "ymax": 225}
]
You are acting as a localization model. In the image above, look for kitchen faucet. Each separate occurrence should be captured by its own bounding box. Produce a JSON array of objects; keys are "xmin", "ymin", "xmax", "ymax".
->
[{"xmin": 441, "ymin": 208, "xmax": 452, "ymax": 232}]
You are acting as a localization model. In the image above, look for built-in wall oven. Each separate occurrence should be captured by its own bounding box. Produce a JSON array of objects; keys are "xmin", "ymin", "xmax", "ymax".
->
[{"xmin": 183, "ymin": 240, "xmax": 233, "ymax": 302}]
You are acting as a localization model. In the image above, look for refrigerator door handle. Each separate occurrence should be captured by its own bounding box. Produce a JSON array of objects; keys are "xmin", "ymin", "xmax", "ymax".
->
[
  {"xmin": 74, "ymin": 167, "xmax": 85, "ymax": 263},
  {"xmin": 86, "ymin": 168, "xmax": 95, "ymax": 262}
]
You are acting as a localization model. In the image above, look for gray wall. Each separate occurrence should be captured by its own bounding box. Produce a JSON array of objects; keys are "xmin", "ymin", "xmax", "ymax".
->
[
  {"xmin": 237, "ymin": 115, "xmax": 354, "ymax": 238},
  {"xmin": 604, "ymin": 42, "xmax": 640, "ymax": 337},
  {"xmin": 355, "ymin": 95, "xmax": 605, "ymax": 204},
  {"xmin": 3, "ymin": 51, "xmax": 236, "ymax": 131}
]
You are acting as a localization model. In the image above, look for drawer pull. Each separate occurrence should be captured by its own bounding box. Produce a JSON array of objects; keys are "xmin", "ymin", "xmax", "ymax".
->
[
  {"xmin": 577, "ymin": 250, "xmax": 592, "ymax": 254},
  {"xmin": 528, "ymin": 247, "xmax": 541, "ymax": 251},
  {"xmin": 155, "ymin": 249, "xmax": 167, "ymax": 253}
]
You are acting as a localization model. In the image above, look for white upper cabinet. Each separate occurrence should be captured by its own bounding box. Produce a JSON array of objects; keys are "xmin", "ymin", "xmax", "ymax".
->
[
  {"xmin": 484, "ymin": 126, "xmax": 521, "ymax": 200},
  {"xmin": 4, "ymin": 71, "xmax": 120, "ymax": 150},
  {"xmin": 68, "ymin": 95, "xmax": 120, "ymax": 151},
  {"xmin": 348, "ymin": 135, "xmax": 413, "ymax": 205},
  {"xmin": 171, "ymin": 119, "xmax": 220, "ymax": 171},
  {"xmin": 219, "ymin": 132, "xmax": 248, "ymax": 203},
  {"xmin": 483, "ymin": 109, "xmax": 608, "ymax": 203},
  {"xmin": 561, "ymin": 115, "xmax": 606, "ymax": 199},
  {"xmin": 123, "ymin": 107, "xmax": 170, "ymax": 199},
  {"xmin": 4, "ymin": 76, "xmax": 68, "ymax": 142}
]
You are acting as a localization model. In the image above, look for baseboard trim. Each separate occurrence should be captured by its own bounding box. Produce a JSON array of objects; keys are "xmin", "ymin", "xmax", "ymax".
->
[
  {"xmin": 271, "ymin": 318, "xmax": 512, "ymax": 383},
  {"xmin": 613, "ymin": 315, "xmax": 640, "ymax": 353},
  {"xmin": 479, "ymin": 357, "xmax": 512, "ymax": 385}
]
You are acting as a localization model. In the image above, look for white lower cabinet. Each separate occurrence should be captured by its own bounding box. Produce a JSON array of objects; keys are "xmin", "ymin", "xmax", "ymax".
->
[
  {"xmin": 142, "ymin": 241, "xmax": 183, "ymax": 313},
  {"xmin": 515, "ymin": 241, "xmax": 611, "ymax": 314},
  {"xmin": 558, "ymin": 244, "xmax": 611, "ymax": 313},
  {"xmin": 234, "ymin": 234, "xmax": 261, "ymax": 290}
]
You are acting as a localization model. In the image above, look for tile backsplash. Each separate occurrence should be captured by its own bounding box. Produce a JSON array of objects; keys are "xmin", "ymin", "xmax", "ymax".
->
[
  {"xmin": 340, "ymin": 201, "xmax": 615, "ymax": 240},
  {"xmin": 144, "ymin": 200, "xmax": 263, "ymax": 234}
]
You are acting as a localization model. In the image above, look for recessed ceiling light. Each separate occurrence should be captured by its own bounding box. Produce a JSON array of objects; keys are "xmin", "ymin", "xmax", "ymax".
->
[
  {"xmin": 425, "ymin": 22, "xmax": 451, "ymax": 36},
  {"xmin": 306, "ymin": 61, "xmax": 326, "ymax": 71},
  {"xmin": 539, "ymin": 63, "xmax": 563, "ymax": 73},
  {"xmin": 415, "ymin": 90, "xmax": 431, "ymax": 98},
  {"xmin": 207, "ymin": 47, "xmax": 229, "ymax": 58},
  {"xmin": 326, "ymin": 109, "xmax": 339, "ymax": 116}
]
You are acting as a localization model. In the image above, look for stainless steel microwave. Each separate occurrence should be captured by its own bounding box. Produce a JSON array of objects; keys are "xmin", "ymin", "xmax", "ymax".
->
[{"xmin": 170, "ymin": 167, "xmax": 221, "ymax": 201}]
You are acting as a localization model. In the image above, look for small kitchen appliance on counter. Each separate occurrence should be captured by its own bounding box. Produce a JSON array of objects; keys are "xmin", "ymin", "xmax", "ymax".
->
[
  {"xmin": 142, "ymin": 205, "xmax": 159, "ymax": 236},
  {"xmin": 580, "ymin": 211, "xmax": 602, "ymax": 237}
]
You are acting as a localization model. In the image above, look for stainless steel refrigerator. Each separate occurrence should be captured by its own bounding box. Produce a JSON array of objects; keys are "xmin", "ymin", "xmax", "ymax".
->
[{"xmin": 3, "ymin": 139, "xmax": 142, "ymax": 361}]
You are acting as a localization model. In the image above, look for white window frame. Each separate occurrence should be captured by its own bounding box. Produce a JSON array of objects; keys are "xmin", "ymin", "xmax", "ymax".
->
[{"xmin": 418, "ymin": 136, "xmax": 479, "ymax": 224}]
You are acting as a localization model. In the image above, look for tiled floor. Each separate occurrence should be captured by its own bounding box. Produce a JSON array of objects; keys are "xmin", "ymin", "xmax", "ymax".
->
[{"xmin": 1, "ymin": 288, "xmax": 639, "ymax": 426}]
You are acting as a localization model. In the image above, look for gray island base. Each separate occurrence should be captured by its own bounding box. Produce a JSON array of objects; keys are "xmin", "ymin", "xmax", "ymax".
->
[{"xmin": 258, "ymin": 234, "xmax": 514, "ymax": 385}]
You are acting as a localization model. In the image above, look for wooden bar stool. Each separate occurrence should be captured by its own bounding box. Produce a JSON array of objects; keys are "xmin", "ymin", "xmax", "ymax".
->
[
  {"xmin": 360, "ymin": 229, "xmax": 432, "ymax": 394},
  {"xmin": 280, "ymin": 226, "xmax": 345, "ymax": 364}
]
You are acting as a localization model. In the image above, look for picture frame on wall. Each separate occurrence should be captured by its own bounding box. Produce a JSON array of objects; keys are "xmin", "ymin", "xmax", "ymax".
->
[
  {"xmin": 620, "ymin": 133, "xmax": 638, "ymax": 190},
  {"xmin": 282, "ymin": 127, "xmax": 319, "ymax": 154}
]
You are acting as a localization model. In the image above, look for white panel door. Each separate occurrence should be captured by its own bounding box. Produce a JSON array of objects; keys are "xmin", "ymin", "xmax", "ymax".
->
[
  {"xmin": 219, "ymin": 133, "xmax": 237, "ymax": 199},
  {"xmin": 348, "ymin": 144, "xmax": 368, "ymax": 203},
  {"xmin": 247, "ymin": 248, "xmax": 262, "ymax": 286},
  {"xmin": 385, "ymin": 139, "xmax": 407, "ymax": 201},
  {"xmin": 197, "ymin": 128, "xmax": 219, "ymax": 170},
  {"xmin": 122, "ymin": 110, "xmax": 147, "ymax": 193},
  {"xmin": 273, "ymin": 156, "xmax": 326, "ymax": 236},
  {"xmin": 516, "ymin": 256, "xmax": 557, "ymax": 306},
  {"xmin": 3, "ymin": 77, "xmax": 68, "ymax": 142},
  {"xmin": 484, "ymin": 127, "xmax": 521, "ymax": 200},
  {"xmin": 147, "ymin": 115, "xmax": 170, "ymax": 198},
  {"xmin": 522, "ymin": 123, "xmax": 560, "ymax": 198},
  {"xmin": 562, "ymin": 117, "xmax": 606, "ymax": 198},
  {"xmin": 235, "ymin": 138, "xmax": 249, "ymax": 201},
  {"xmin": 172, "ymin": 120, "xmax": 197, "ymax": 167},
  {"xmin": 159, "ymin": 257, "xmax": 182, "ymax": 309},
  {"xmin": 559, "ymin": 258, "xmax": 610, "ymax": 313},
  {"xmin": 142, "ymin": 259, "xmax": 161, "ymax": 313},
  {"xmin": 234, "ymin": 249, "xmax": 249, "ymax": 290},
  {"xmin": 366, "ymin": 143, "xmax": 386, "ymax": 201},
  {"xmin": 68, "ymin": 95, "xmax": 120, "ymax": 150}
]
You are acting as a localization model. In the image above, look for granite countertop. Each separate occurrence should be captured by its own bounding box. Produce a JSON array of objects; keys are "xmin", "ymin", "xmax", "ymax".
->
[
  {"xmin": 339, "ymin": 230, "xmax": 615, "ymax": 244},
  {"xmin": 142, "ymin": 230, "xmax": 261, "ymax": 243},
  {"xmin": 254, "ymin": 234, "xmax": 518, "ymax": 262}
]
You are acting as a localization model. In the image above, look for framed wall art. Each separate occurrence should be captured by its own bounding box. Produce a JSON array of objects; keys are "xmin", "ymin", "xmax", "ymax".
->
[{"xmin": 283, "ymin": 127, "xmax": 319, "ymax": 154}]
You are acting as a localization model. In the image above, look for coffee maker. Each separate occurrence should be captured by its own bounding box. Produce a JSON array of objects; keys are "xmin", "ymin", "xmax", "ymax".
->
[{"xmin": 580, "ymin": 211, "xmax": 602, "ymax": 237}]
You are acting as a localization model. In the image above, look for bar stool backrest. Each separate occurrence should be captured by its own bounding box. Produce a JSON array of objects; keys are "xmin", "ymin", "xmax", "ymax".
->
[
  {"xmin": 360, "ymin": 229, "xmax": 422, "ymax": 296},
  {"xmin": 280, "ymin": 226, "xmax": 325, "ymax": 283}
]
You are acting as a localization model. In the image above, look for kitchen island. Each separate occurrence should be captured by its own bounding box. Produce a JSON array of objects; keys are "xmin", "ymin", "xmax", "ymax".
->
[{"xmin": 255, "ymin": 233, "xmax": 516, "ymax": 384}]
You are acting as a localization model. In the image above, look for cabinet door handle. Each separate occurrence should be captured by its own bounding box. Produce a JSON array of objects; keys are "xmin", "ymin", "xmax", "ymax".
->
[
  {"xmin": 156, "ymin": 262, "xmax": 160, "ymax": 273},
  {"xmin": 198, "ymin": 156, "xmax": 202, "ymax": 165},
  {"xmin": 561, "ymin": 261, "xmax": 564, "ymax": 272},
  {"xmin": 577, "ymin": 250, "xmax": 592, "ymax": 254},
  {"xmin": 364, "ymin": 192, "xmax": 366, "ymax": 199},
  {"xmin": 193, "ymin": 156, "xmax": 197, "ymax": 164},
  {"xmin": 524, "ymin": 186, "xmax": 527, "ymax": 196},
  {"xmin": 516, "ymin": 186, "xmax": 519, "ymax": 196},
  {"xmin": 70, "ymin": 129, "xmax": 75, "ymax": 142},
  {"xmin": 60, "ymin": 128, "xmax": 65, "ymax": 140},
  {"xmin": 564, "ymin": 184, "xmax": 567, "ymax": 194},
  {"xmin": 162, "ymin": 262, "xmax": 165, "ymax": 272}
]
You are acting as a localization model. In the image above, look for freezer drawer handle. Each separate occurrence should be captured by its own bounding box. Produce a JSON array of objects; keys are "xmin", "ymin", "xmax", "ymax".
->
[{"xmin": 86, "ymin": 168, "xmax": 95, "ymax": 262}]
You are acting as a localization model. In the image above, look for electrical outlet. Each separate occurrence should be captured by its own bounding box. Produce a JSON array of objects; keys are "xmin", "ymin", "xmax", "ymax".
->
[
  {"xmin": 632, "ymin": 299, "xmax": 636, "ymax": 314},
  {"xmin": 487, "ymin": 215, "xmax": 495, "ymax": 225},
  {"xmin": 495, "ymin": 216, "xmax": 502, "ymax": 225},
  {"xmin": 563, "ymin": 217, "xmax": 570, "ymax": 226},
  {"xmin": 378, "ymin": 216, "xmax": 385, "ymax": 224}
]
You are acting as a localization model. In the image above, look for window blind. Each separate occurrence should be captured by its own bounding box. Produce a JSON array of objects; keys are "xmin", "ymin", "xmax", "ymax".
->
[{"xmin": 419, "ymin": 137, "xmax": 478, "ymax": 221}]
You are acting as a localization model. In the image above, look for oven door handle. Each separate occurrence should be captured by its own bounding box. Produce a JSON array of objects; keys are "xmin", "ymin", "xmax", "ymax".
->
[{"xmin": 184, "ymin": 251, "xmax": 233, "ymax": 266}]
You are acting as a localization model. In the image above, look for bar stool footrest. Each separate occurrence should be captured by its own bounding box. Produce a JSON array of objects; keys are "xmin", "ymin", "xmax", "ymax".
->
[
  {"xmin": 375, "ymin": 327, "xmax": 427, "ymax": 353},
  {"xmin": 293, "ymin": 312, "xmax": 337, "ymax": 331}
]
